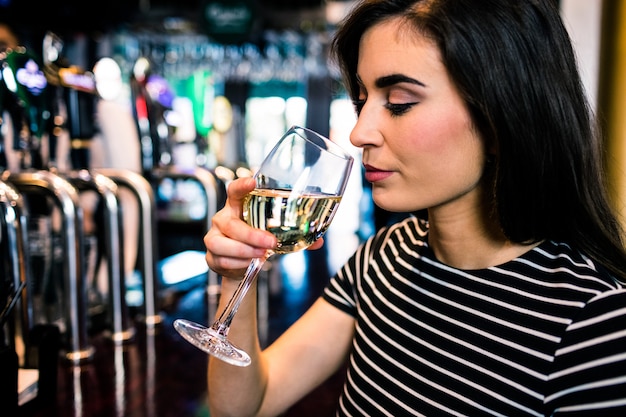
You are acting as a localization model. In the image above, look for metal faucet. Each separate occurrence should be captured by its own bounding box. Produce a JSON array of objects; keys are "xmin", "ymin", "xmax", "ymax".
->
[
  {"xmin": 2, "ymin": 170, "xmax": 95, "ymax": 364},
  {"xmin": 64, "ymin": 169, "xmax": 135, "ymax": 344},
  {"xmin": 95, "ymin": 168, "xmax": 163, "ymax": 327}
]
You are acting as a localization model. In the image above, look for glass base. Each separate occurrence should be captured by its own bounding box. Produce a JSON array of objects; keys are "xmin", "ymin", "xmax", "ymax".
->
[{"xmin": 173, "ymin": 319, "xmax": 251, "ymax": 367}]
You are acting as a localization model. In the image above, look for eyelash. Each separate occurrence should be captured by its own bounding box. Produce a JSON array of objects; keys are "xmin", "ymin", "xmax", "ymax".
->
[
  {"xmin": 352, "ymin": 99, "xmax": 417, "ymax": 117},
  {"xmin": 385, "ymin": 102, "xmax": 416, "ymax": 116},
  {"xmin": 353, "ymin": 99, "xmax": 365, "ymax": 115}
]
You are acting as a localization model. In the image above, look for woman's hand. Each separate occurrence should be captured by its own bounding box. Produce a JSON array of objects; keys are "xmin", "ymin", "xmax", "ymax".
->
[
  {"xmin": 204, "ymin": 177, "xmax": 273, "ymax": 279},
  {"xmin": 204, "ymin": 177, "xmax": 326, "ymax": 279}
]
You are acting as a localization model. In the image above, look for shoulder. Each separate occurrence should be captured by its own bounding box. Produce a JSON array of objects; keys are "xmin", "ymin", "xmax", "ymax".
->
[
  {"xmin": 516, "ymin": 240, "xmax": 623, "ymax": 292},
  {"xmin": 369, "ymin": 215, "xmax": 428, "ymax": 250},
  {"xmin": 323, "ymin": 216, "xmax": 428, "ymax": 313}
]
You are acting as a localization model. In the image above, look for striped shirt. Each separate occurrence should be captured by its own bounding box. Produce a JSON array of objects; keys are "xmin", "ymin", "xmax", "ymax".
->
[{"xmin": 322, "ymin": 216, "xmax": 626, "ymax": 416}]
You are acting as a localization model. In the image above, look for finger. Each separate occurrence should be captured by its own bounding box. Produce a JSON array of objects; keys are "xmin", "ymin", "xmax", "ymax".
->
[
  {"xmin": 211, "ymin": 210, "xmax": 276, "ymax": 251},
  {"xmin": 204, "ymin": 231, "xmax": 269, "ymax": 262},
  {"xmin": 224, "ymin": 177, "xmax": 256, "ymax": 217},
  {"xmin": 205, "ymin": 252, "xmax": 252, "ymax": 278},
  {"xmin": 308, "ymin": 237, "xmax": 325, "ymax": 251}
]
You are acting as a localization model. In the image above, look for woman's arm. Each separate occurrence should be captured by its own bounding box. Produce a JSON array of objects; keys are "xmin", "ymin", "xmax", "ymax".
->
[
  {"xmin": 208, "ymin": 296, "xmax": 354, "ymax": 417},
  {"xmin": 258, "ymin": 297, "xmax": 354, "ymax": 416},
  {"xmin": 205, "ymin": 178, "xmax": 353, "ymax": 417}
]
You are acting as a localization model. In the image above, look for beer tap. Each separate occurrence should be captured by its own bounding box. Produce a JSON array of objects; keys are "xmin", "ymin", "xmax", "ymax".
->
[
  {"xmin": 93, "ymin": 57, "xmax": 164, "ymax": 327},
  {"xmin": 1, "ymin": 45, "xmax": 51, "ymax": 171},
  {"xmin": 42, "ymin": 33, "xmax": 134, "ymax": 343},
  {"xmin": 2, "ymin": 39, "xmax": 97, "ymax": 362},
  {"xmin": 1, "ymin": 38, "xmax": 8, "ymax": 171},
  {"xmin": 130, "ymin": 57, "xmax": 175, "ymax": 179},
  {"xmin": 42, "ymin": 31, "xmax": 96, "ymax": 172}
]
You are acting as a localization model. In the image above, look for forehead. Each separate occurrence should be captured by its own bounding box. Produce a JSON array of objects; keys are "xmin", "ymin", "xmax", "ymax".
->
[{"xmin": 357, "ymin": 17, "xmax": 444, "ymax": 79}]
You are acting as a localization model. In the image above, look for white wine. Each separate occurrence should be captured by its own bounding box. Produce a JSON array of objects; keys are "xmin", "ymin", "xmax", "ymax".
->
[
  {"xmin": 173, "ymin": 125, "xmax": 353, "ymax": 366},
  {"xmin": 243, "ymin": 188, "xmax": 341, "ymax": 254}
]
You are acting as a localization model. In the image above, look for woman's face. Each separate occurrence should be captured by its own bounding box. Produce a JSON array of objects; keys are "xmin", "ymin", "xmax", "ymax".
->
[{"xmin": 352, "ymin": 18, "xmax": 489, "ymax": 216}]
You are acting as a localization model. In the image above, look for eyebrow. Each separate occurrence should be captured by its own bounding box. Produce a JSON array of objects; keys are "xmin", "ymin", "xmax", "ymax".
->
[{"xmin": 375, "ymin": 74, "xmax": 426, "ymax": 88}]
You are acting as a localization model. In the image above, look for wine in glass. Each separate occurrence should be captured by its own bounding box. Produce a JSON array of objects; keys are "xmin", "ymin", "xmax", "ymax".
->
[{"xmin": 173, "ymin": 125, "xmax": 354, "ymax": 366}]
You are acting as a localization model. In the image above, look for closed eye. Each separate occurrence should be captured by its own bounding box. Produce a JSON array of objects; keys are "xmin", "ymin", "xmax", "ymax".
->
[{"xmin": 385, "ymin": 102, "xmax": 417, "ymax": 116}]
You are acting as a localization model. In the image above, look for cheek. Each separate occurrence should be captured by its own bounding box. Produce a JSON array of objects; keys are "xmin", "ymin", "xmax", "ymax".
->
[
  {"xmin": 424, "ymin": 106, "xmax": 480, "ymax": 155},
  {"xmin": 402, "ymin": 117, "xmax": 472, "ymax": 156},
  {"xmin": 401, "ymin": 112, "xmax": 485, "ymax": 182}
]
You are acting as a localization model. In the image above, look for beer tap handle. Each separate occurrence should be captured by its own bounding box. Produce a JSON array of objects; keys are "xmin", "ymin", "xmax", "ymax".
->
[
  {"xmin": 44, "ymin": 31, "xmax": 97, "ymax": 171},
  {"xmin": 2, "ymin": 46, "xmax": 51, "ymax": 170}
]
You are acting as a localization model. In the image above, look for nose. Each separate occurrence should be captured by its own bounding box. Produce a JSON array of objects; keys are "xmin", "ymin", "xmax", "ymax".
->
[{"xmin": 349, "ymin": 107, "xmax": 383, "ymax": 149}]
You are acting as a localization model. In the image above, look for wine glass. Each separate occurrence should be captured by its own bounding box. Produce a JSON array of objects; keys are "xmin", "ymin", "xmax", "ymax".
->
[{"xmin": 173, "ymin": 125, "xmax": 354, "ymax": 366}]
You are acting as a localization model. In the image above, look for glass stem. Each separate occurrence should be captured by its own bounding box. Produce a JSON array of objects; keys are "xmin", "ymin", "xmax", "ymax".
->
[{"xmin": 211, "ymin": 252, "xmax": 271, "ymax": 337}]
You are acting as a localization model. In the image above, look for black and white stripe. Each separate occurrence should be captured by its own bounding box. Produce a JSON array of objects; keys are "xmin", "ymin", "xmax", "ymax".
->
[{"xmin": 323, "ymin": 217, "xmax": 626, "ymax": 416}]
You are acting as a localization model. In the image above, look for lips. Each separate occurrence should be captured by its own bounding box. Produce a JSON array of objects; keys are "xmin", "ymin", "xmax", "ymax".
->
[{"xmin": 363, "ymin": 164, "xmax": 393, "ymax": 183}]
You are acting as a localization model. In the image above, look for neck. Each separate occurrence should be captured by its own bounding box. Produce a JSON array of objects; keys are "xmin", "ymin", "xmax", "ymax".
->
[{"xmin": 426, "ymin": 206, "xmax": 538, "ymax": 270}]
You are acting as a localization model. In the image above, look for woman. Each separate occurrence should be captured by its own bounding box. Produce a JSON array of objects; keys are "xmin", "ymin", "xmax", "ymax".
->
[{"xmin": 204, "ymin": 0, "xmax": 626, "ymax": 415}]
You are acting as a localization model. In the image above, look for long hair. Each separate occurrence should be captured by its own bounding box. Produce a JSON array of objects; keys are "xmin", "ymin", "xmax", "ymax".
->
[{"xmin": 331, "ymin": 0, "xmax": 626, "ymax": 281}]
